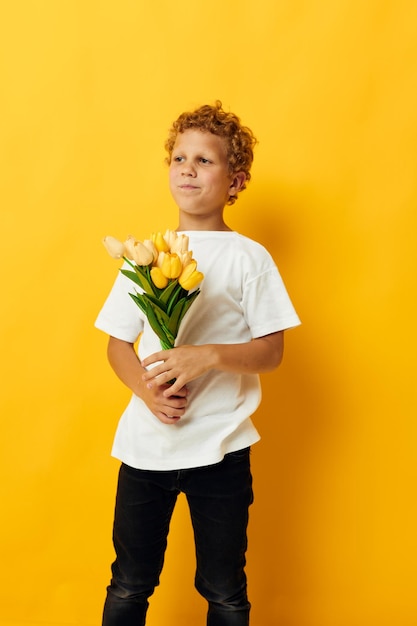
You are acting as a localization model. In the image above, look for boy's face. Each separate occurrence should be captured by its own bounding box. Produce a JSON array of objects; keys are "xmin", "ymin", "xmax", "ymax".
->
[{"xmin": 169, "ymin": 129, "xmax": 244, "ymax": 228}]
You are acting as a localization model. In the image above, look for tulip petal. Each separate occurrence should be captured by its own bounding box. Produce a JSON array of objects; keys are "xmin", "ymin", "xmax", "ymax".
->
[
  {"xmin": 143, "ymin": 239, "xmax": 159, "ymax": 263},
  {"xmin": 150, "ymin": 267, "xmax": 169, "ymax": 289},
  {"xmin": 164, "ymin": 229, "xmax": 177, "ymax": 250},
  {"xmin": 123, "ymin": 236, "xmax": 137, "ymax": 260},
  {"xmin": 171, "ymin": 234, "xmax": 189, "ymax": 255},
  {"xmin": 152, "ymin": 232, "xmax": 170, "ymax": 253},
  {"xmin": 132, "ymin": 242, "xmax": 154, "ymax": 266},
  {"xmin": 103, "ymin": 236, "xmax": 125, "ymax": 259},
  {"xmin": 179, "ymin": 269, "xmax": 204, "ymax": 291}
]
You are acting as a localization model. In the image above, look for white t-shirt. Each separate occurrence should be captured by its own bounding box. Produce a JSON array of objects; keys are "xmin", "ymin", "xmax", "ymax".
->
[{"xmin": 95, "ymin": 231, "xmax": 300, "ymax": 470}]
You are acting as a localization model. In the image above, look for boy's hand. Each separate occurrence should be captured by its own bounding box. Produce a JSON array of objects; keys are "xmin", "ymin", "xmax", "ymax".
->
[
  {"xmin": 141, "ymin": 333, "xmax": 284, "ymax": 398},
  {"xmin": 142, "ymin": 345, "xmax": 213, "ymax": 397},
  {"xmin": 106, "ymin": 336, "xmax": 188, "ymax": 425},
  {"xmin": 141, "ymin": 381, "xmax": 189, "ymax": 424}
]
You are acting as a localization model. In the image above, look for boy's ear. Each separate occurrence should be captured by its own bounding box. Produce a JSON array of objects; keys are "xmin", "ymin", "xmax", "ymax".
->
[{"xmin": 229, "ymin": 171, "xmax": 246, "ymax": 195}]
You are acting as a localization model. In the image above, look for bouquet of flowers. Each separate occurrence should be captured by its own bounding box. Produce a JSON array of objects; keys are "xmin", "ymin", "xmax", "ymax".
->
[{"xmin": 102, "ymin": 230, "xmax": 204, "ymax": 350}]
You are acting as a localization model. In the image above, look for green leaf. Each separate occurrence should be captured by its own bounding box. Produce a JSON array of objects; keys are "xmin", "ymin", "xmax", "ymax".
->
[
  {"xmin": 122, "ymin": 265, "xmax": 164, "ymax": 298},
  {"xmin": 146, "ymin": 302, "xmax": 173, "ymax": 347},
  {"xmin": 146, "ymin": 299, "xmax": 170, "ymax": 327},
  {"xmin": 141, "ymin": 292, "xmax": 168, "ymax": 313},
  {"xmin": 128, "ymin": 292, "xmax": 148, "ymax": 316},
  {"xmin": 146, "ymin": 299, "xmax": 175, "ymax": 344},
  {"xmin": 135, "ymin": 265, "xmax": 158, "ymax": 296},
  {"xmin": 177, "ymin": 289, "xmax": 201, "ymax": 323},
  {"xmin": 160, "ymin": 321, "xmax": 175, "ymax": 346},
  {"xmin": 121, "ymin": 269, "xmax": 146, "ymax": 290},
  {"xmin": 124, "ymin": 266, "xmax": 200, "ymax": 350},
  {"xmin": 167, "ymin": 289, "xmax": 201, "ymax": 335},
  {"xmin": 167, "ymin": 284, "xmax": 188, "ymax": 316},
  {"xmin": 159, "ymin": 279, "xmax": 179, "ymax": 306},
  {"xmin": 146, "ymin": 300, "xmax": 176, "ymax": 345},
  {"xmin": 167, "ymin": 298, "xmax": 187, "ymax": 335}
]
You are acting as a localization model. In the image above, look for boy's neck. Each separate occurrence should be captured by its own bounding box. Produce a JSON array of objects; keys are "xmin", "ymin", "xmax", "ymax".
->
[{"xmin": 176, "ymin": 215, "xmax": 232, "ymax": 232}]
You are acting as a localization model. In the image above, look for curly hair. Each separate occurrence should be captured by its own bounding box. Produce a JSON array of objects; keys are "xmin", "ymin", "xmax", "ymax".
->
[{"xmin": 165, "ymin": 101, "xmax": 257, "ymax": 205}]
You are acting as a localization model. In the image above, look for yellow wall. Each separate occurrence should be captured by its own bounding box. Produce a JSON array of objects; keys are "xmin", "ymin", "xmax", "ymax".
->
[{"xmin": 1, "ymin": 1, "xmax": 416, "ymax": 625}]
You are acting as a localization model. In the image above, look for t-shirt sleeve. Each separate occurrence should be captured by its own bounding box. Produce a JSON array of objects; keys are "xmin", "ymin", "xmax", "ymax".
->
[
  {"xmin": 242, "ymin": 265, "xmax": 301, "ymax": 338},
  {"xmin": 94, "ymin": 266, "xmax": 145, "ymax": 342}
]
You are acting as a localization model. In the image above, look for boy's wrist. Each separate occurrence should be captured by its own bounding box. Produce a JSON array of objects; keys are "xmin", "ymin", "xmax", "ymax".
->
[
  {"xmin": 133, "ymin": 366, "xmax": 151, "ymax": 399},
  {"xmin": 205, "ymin": 344, "xmax": 221, "ymax": 370}
]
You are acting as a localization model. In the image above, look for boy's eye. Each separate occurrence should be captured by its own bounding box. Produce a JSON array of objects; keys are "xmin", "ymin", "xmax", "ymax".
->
[
  {"xmin": 173, "ymin": 156, "xmax": 184, "ymax": 162},
  {"xmin": 200, "ymin": 158, "xmax": 211, "ymax": 164}
]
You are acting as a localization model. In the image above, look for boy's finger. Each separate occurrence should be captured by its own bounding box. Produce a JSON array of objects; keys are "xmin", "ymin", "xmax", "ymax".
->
[{"xmin": 141, "ymin": 349, "xmax": 171, "ymax": 368}]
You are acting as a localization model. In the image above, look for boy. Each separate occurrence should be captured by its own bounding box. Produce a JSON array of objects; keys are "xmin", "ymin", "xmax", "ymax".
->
[{"xmin": 95, "ymin": 101, "xmax": 300, "ymax": 625}]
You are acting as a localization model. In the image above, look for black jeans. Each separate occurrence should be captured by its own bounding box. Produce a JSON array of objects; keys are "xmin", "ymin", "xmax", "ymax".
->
[{"xmin": 102, "ymin": 448, "xmax": 253, "ymax": 626}]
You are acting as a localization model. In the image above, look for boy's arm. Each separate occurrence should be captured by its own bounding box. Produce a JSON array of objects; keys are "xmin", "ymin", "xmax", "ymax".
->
[
  {"xmin": 107, "ymin": 336, "xmax": 188, "ymax": 424},
  {"xmin": 141, "ymin": 331, "xmax": 284, "ymax": 397}
]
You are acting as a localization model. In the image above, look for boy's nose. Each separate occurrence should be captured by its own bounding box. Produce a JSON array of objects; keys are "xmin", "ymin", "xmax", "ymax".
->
[{"xmin": 181, "ymin": 163, "xmax": 197, "ymax": 176}]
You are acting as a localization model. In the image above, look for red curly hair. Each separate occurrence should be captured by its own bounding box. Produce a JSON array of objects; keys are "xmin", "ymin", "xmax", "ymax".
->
[{"xmin": 165, "ymin": 101, "xmax": 257, "ymax": 205}]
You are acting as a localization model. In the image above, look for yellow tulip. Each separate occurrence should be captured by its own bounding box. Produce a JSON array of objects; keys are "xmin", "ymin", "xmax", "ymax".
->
[
  {"xmin": 124, "ymin": 237, "xmax": 154, "ymax": 266},
  {"xmin": 161, "ymin": 252, "xmax": 182, "ymax": 279},
  {"xmin": 123, "ymin": 236, "xmax": 138, "ymax": 260},
  {"xmin": 155, "ymin": 251, "xmax": 165, "ymax": 268},
  {"xmin": 142, "ymin": 239, "xmax": 159, "ymax": 263},
  {"xmin": 134, "ymin": 242, "xmax": 154, "ymax": 266},
  {"xmin": 179, "ymin": 260, "xmax": 204, "ymax": 290},
  {"xmin": 180, "ymin": 270, "xmax": 204, "ymax": 291},
  {"xmin": 163, "ymin": 229, "xmax": 178, "ymax": 250},
  {"xmin": 102, "ymin": 236, "xmax": 125, "ymax": 259},
  {"xmin": 150, "ymin": 266, "xmax": 169, "ymax": 289},
  {"xmin": 178, "ymin": 250, "xmax": 193, "ymax": 267},
  {"xmin": 151, "ymin": 232, "xmax": 169, "ymax": 253},
  {"xmin": 180, "ymin": 259, "xmax": 196, "ymax": 275},
  {"xmin": 170, "ymin": 234, "xmax": 189, "ymax": 255}
]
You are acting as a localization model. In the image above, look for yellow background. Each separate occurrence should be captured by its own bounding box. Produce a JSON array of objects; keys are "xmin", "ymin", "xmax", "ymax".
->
[{"xmin": 1, "ymin": 1, "xmax": 416, "ymax": 625}]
